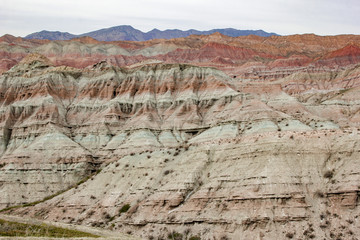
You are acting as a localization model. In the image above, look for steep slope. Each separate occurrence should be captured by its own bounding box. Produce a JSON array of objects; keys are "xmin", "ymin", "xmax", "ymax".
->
[
  {"xmin": 2, "ymin": 33, "xmax": 360, "ymax": 79},
  {"xmin": 0, "ymin": 54, "xmax": 239, "ymax": 209},
  {"xmin": 0, "ymin": 53, "xmax": 360, "ymax": 239}
]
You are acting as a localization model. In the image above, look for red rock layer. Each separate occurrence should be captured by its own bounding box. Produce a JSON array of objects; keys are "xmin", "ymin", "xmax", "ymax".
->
[{"xmin": 1, "ymin": 33, "xmax": 360, "ymax": 77}]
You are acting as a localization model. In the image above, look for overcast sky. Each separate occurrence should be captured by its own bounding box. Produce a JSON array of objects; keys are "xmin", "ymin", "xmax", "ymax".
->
[{"xmin": 1, "ymin": 0, "xmax": 359, "ymax": 37}]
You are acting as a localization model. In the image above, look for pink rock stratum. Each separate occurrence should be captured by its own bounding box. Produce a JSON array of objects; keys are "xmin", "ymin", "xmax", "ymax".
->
[{"xmin": 0, "ymin": 34, "xmax": 360, "ymax": 239}]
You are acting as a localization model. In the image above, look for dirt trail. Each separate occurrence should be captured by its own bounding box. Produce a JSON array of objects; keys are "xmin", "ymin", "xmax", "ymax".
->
[{"xmin": 0, "ymin": 214, "xmax": 142, "ymax": 240}]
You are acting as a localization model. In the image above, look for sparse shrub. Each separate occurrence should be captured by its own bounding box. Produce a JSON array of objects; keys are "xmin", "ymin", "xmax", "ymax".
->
[
  {"xmin": 147, "ymin": 155, "xmax": 151, "ymax": 159},
  {"xmin": 164, "ymin": 170, "xmax": 173, "ymax": 175},
  {"xmin": 346, "ymin": 219, "xmax": 354, "ymax": 224},
  {"xmin": 119, "ymin": 204, "xmax": 131, "ymax": 214},
  {"xmin": 87, "ymin": 210, "xmax": 95, "ymax": 217},
  {"xmin": 189, "ymin": 236, "xmax": 201, "ymax": 240},
  {"xmin": 320, "ymin": 224, "xmax": 327, "ymax": 228},
  {"xmin": 103, "ymin": 212, "xmax": 111, "ymax": 220},
  {"xmin": 115, "ymin": 163, "xmax": 119, "ymax": 167},
  {"xmin": 220, "ymin": 235, "xmax": 229, "ymax": 240},
  {"xmin": 167, "ymin": 231, "xmax": 183, "ymax": 240},
  {"xmin": 314, "ymin": 190, "xmax": 325, "ymax": 198},
  {"xmin": 130, "ymin": 152, "xmax": 135, "ymax": 156},
  {"xmin": 184, "ymin": 228, "xmax": 191, "ymax": 235},
  {"xmin": 324, "ymin": 170, "xmax": 334, "ymax": 179},
  {"xmin": 168, "ymin": 215, "xmax": 175, "ymax": 221},
  {"xmin": 285, "ymin": 232, "xmax": 294, "ymax": 239},
  {"xmin": 90, "ymin": 195, "xmax": 96, "ymax": 199}
]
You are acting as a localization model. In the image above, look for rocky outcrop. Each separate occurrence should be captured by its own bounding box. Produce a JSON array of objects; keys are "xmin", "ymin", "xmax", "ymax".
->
[{"xmin": 0, "ymin": 50, "xmax": 359, "ymax": 239}]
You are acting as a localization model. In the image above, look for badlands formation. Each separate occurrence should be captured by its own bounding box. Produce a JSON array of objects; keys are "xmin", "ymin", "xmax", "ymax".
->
[{"xmin": 0, "ymin": 33, "xmax": 360, "ymax": 239}]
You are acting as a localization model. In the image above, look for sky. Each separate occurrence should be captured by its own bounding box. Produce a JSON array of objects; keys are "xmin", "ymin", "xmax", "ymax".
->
[{"xmin": 0, "ymin": 0, "xmax": 359, "ymax": 37}]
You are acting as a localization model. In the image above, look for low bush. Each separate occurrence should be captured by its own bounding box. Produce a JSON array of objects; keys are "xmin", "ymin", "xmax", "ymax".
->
[
  {"xmin": 168, "ymin": 231, "xmax": 183, "ymax": 240},
  {"xmin": 119, "ymin": 204, "xmax": 131, "ymax": 214},
  {"xmin": 324, "ymin": 170, "xmax": 334, "ymax": 179},
  {"xmin": 189, "ymin": 236, "xmax": 201, "ymax": 240}
]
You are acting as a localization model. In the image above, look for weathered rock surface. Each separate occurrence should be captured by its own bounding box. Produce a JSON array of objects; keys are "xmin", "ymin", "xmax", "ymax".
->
[
  {"xmin": 2, "ymin": 33, "xmax": 360, "ymax": 78},
  {"xmin": 0, "ymin": 34, "xmax": 359, "ymax": 239}
]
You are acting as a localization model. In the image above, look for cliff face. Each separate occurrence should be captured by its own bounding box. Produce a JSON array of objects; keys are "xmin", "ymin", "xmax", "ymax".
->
[{"xmin": 0, "ymin": 34, "xmax": 360, "ymax": 239}]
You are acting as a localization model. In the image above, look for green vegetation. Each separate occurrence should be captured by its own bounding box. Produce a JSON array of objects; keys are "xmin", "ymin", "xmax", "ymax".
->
[
  {"xmin": 189, "ymin": 236, "xmax": 201, "ymax": 240},
  {"xmin": 167, "ymin": 231, "xmax": 183, "ymax": 240},
  {"xmin": 339, "ymin": 88, "xmax": 350, "ymax": 95},
  {"xmin": 119, "ymin": 204, "xmax": 131, "ymax": 214},
  {"xmin": 0, "ymin": 219, "xmax": 99, "ymax": 238}
]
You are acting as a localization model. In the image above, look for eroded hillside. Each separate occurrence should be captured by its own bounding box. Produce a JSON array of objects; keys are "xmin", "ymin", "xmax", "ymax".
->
[{"xmin": 0, "ymin": 34, "xmax": 360, "ymax": 239}]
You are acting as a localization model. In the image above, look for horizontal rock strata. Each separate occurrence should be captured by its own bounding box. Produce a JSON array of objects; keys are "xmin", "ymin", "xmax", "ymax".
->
[{"xmin": 0, "ymin": 35, "xmax": 359, "ymax": 239}]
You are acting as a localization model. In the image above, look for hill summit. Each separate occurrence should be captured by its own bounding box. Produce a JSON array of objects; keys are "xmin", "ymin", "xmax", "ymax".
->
[{"xmin": 25, "ymin": 25, "xmax": 278, "ymax": 41}]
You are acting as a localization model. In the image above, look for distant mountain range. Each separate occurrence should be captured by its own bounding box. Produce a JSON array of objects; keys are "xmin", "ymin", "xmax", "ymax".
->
[{"xmin": 24, "ymin": 25, "xmax": 278, "ymax": 41}]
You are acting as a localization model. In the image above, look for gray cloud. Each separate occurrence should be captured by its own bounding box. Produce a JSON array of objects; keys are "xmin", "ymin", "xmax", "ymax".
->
[{"xmin": 0, "ymin": 0, "xmax": 359, "ymax": 37}]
